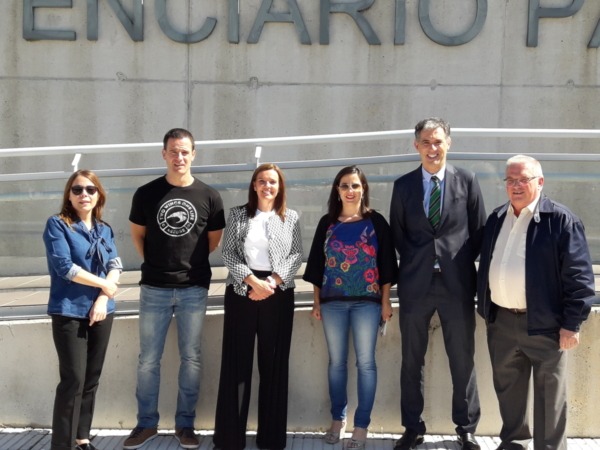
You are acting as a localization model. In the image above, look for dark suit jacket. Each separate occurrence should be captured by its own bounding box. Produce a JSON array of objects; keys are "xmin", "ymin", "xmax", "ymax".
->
[{"xmin": 389, "ymin": 164, "xmax": 486, "ymax": 308}]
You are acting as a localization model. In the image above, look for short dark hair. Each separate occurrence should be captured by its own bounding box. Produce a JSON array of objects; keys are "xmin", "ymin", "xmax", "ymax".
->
[
  {"xmin": 246, "ymin": 163, "xmax": 287, "ymax": 220},
  {"xmin": 163, "ymin": 128, "xmax": 195, "ymax": 150},
  {"xmin": 327, "ymin": 165, "xmax": 371, "ymax": 224},
  {"xmin": 414, "ymin": 117, "xmax": 450, "ymax": 140}
]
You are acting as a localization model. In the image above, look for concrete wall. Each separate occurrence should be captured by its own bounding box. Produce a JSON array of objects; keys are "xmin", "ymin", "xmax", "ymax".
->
[
  {"xmin": 2, "ymin": 0, "xmax": 600, "ymax": 276},
  {"xmin": 3, "ymin": 1, "xmax": 599, "ymax": 152},
  {"xmin": 1, "ymin": 307, "xmax": 599, "ymax": 436}
]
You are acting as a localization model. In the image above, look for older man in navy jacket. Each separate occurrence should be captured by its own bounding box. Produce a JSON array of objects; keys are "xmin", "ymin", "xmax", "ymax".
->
[{"xmin": 477, "ymin": 155, "xmax": 596, "ymax": 450}]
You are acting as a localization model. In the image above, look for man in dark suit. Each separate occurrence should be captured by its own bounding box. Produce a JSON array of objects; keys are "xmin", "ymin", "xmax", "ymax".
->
[{"xmin": 389, "ymin": 118, "xmax": 486, "ymax": 450}]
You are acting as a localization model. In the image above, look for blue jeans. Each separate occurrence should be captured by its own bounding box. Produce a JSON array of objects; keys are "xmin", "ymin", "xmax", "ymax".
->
[
  {"xmin": 136, "ymin": 284, "xmax": 208, "ymax": 429},
  {"xmin": 320, "ymin": 300, "xmax": 381, "ymax": 429}
]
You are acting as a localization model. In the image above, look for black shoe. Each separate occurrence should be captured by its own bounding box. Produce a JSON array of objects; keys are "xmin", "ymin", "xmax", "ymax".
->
[
  {"xmin": 457, "ymin": 433, "xmax": 480, "ymax": 450},
  {"xmin": 393, "ymin": 430, "xmax": 424, "ymax": 450},
  {"xmin": 76, "ymin": 443, "xmax": 97, "ymax": 450}
]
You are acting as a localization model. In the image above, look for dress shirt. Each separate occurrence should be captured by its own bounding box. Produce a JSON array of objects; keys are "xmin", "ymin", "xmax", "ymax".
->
[
  {"xmin": 422, "ymin": 167, "xmax": 445, "ymax": 216},
  {"xmin": 489, "ymin": 196, "xmax": 540, "ymax": 309}
]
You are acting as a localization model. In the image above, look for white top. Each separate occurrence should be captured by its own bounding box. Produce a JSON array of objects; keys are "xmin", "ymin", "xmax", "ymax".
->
[
  {"xmin": 489, "ymin": 197, "xmax": 540, "ymax": 310},
  {"xmin": 244, "ymin": 209, "xmax": 275, "ymax": 271}
]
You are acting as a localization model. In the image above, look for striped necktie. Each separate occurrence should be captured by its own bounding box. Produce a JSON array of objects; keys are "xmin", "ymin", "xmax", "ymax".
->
[{"xmin": 428, "ymin": 176, "xmax": 441, "ymax": 229}]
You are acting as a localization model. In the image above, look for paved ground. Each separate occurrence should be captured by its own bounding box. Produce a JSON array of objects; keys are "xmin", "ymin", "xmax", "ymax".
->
[{"xmin": 1, "ymin": 429, "xmax": 600, "ymax": 450}]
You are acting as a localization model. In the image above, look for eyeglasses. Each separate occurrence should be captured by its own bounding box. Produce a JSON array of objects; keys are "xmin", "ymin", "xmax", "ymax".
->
[
  {"xmin": 338, "ymin": 183, "xmax": 362, "ymax": 191},
  {"xmin": 503, "ymin": 176, "xmax": 538, "ymax": 187},
  {"xmin": 71, "ymin": 185, "xmax": 98, "ymax": 195}
]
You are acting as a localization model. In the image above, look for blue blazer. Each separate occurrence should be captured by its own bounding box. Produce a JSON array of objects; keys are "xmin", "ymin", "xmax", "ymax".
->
[
  {"xmin": 389, "ymin": 164, "xmax": 486, "ymax": 307},
  {"xmin": 477, "ymin": 195, "xmax": 596, "ymax": 334}
]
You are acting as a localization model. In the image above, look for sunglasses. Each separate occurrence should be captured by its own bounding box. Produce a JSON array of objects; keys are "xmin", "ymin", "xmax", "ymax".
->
[
  {"xmin": 71, "ymin": 185, "xmax": 98, "ymax": 195},
  {"xmin": 338, "ymin": 183, "xmax": 362, "ymax": 191}
]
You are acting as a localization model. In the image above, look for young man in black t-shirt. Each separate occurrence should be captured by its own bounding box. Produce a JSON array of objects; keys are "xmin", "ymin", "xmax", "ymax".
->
[{"xmin": 124, "ymin": 128, "xmax": 225, "ymax": 450}]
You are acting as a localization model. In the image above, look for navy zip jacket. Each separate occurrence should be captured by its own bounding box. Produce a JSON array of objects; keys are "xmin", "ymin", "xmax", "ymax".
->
[{"xmin": 477, "ymin": 195, "xmax": 596, "ymax": 334}]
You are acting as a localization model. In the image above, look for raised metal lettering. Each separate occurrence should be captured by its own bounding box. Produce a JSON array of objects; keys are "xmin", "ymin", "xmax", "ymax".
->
[
  {"xmin": 23, "ymin": 0, "xmax": 75, "ymax": 41},
  {"xmin": 527, "ymin": 0, "xmax": 584, "ymax": 47},
  {"xmin": 155, "ymin": 0, "xmax": 217, "ymax": 44},
  {"xmin": 320, "ymin": 0, "xmax": 381, "ymax": 45},
  {"xmin": 87, "ymin": 0, "xmax": 143, "ymax": 41},
  {"xmin": 248, "ymin": 0, "xmax": 311, "ymax": 44},
  {"xmin": 395, "ymin": 0, "xmax": 406, "ymax": 45},
  {"xmin": 418, "ymin": 0, "xmax": 487, "ymax": 46}
]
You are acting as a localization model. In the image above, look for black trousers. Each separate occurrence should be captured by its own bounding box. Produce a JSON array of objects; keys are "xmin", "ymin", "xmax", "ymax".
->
[
  {"xmin": 399, "ymin": 273, "xmax": 480, "ymax": 435},
  {"xmin": 213, "ymin": 283, "xmax": 295, "ymax": 450},
  {"xmin": 51, "ymin": 314, "xmax": 113, "ymax": 450}
]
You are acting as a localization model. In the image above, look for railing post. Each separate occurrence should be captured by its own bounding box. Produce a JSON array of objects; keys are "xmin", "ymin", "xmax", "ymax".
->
[
  {"xmin": 71, "ymin": 153, "xmax": 81, "ymax": 172},
  {"xmin": 255, "ymin": 145, "xmax": 262, "ymax": 167}
]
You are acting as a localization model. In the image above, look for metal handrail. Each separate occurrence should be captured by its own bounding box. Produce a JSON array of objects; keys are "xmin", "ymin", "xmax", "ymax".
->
[{"xmin": 1, "ymin": 128, "xmax": 599, "ymax": 182}]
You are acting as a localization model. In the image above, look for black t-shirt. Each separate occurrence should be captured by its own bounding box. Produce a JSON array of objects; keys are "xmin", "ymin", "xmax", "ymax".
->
[{"xmin": 129, "ymin": 176, "xmax": 226, "ymax": 288}]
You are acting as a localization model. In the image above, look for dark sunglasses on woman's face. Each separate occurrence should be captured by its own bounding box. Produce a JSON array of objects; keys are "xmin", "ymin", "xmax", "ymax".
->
[{"xmin": 71, "ymin": 185, "xmax": 98, "ymax": 196}]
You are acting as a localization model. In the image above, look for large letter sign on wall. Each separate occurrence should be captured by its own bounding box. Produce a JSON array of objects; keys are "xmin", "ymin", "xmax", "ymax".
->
[
  {"xmin": 320, "ymin": 0, "xmax": 381, "ymax": 45},
  {"xmin": 23, "ymin": 0, "xmax": 76, "ymax": 41},
  {"xmin": 155, "ymin": 0, "xmax": 217, "ymax": 43},
  {"xmin": 395, "ymin": 0, "xmax": 406, "ymax": 45},
  {"xmin": 418, "ymin": 0, "xmax": 487, "ymax": 46},
  {"xmin": 248, "ymin": 0, "xmax": 311, "ymax": 44},
  {"xmin": 590, "ymin": 17, "xmax": 600, "ymax": 48},
  {"xmin": 527, "ymin": 0, "xmax": 583, "ymax": 47},
  {"xmin": 20, "ymin": 0, "xmax": 600, "ymax": 47},
  {"xmin": 87, "ymin": 0, "xmax": 143, "ymax": 41},
  {"xmin": 228, "ymin": 0, "xmax": 240, "ymax": 43}
]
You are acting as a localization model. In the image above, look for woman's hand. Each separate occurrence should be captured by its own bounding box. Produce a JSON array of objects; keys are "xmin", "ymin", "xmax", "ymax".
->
[
  {"xmin": 89, "ymin": 296, "xmax": 108, "ymax": 326},
  {"xmin": 101, "ymin": 279, "xmax": 119, "ymax": 298},
  {"xmin": 380, "ymin": 283, "xmax": 393, "ymax": 322},
  {"xmin": 248, "ymin": 287, "xmax": 274, "ymax": 301},
  {"xmin": 311, "ymin": 287, "xmax": 322, "ymax": 320},
  {"xmin": 311, "ymin": 303, "xmax": 322, "ymax": 320},
  {"xmin": 381, "ymin": 301, "xmax": 393, "ymax": 322},
  {"xmin": 245, "ymin": 275, "xmax": 275, "ymax": 301}
]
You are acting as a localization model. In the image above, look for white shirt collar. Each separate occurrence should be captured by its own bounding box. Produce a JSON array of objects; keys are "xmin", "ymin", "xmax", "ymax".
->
[{"xmin": 422, "ymin": 166, "xmax": 445, "ymax": 182}]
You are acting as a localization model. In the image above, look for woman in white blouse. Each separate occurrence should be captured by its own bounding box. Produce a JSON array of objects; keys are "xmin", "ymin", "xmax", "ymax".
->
[{"xmin": 213, "ymin": 163, "xmax": 303, "ymax": 450}]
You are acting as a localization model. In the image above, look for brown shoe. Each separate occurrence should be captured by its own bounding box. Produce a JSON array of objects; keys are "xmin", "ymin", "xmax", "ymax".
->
[
  {"xmin": 175, "ymin": 427, "xmax": 199, "ymax": 449},
  {"xmin": 123, "ymin": 427, "xmax": 158, "ymax": 449}
]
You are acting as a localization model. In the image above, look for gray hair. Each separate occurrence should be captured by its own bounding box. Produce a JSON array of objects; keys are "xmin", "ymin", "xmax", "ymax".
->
[{"xmin": 506, "ymin": 154, "xmax": 544, "ymax": 177}]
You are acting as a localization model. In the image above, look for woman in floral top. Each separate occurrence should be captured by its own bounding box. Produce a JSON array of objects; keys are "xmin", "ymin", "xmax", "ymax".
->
[{"xmin": 304, "ymin": 165, "xmax": 397, "ymax": 450}]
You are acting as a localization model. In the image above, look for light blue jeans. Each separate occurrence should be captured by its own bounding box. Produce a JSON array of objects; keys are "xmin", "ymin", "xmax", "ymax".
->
[
  {"xmin": 136, "ymin": 284, "xmax": 208, "ymax": 429},
  {"xmin": 320, "ymin": 300, "xmax": 381, "ymax": 429}
]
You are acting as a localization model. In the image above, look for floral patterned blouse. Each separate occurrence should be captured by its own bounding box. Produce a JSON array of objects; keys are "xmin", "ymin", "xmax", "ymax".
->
[
  {"xmin": 303, "ymin": 211, "xmax": 398, "ymax": 305},
  {"xmin": 321, "ymin": 219, "xmax": 381, "ymax": 301}
]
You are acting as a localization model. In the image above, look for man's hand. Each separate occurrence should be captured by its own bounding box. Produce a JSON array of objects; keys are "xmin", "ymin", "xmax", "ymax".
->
[{"xmin": 559, "ymin": 328, "xmax": 580, "ymax": 350}]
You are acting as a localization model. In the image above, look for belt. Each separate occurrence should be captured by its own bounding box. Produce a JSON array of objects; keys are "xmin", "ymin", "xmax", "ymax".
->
[
  {"xmin": 433, "ymin": 267, "xmax": 441, "ymax": 273},
  {"xmin": 499, "ymin": 306, "xmax": 527, "ymax": 315}
]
